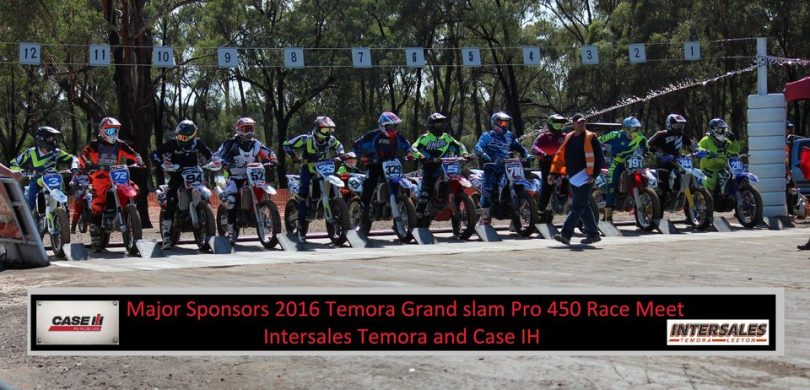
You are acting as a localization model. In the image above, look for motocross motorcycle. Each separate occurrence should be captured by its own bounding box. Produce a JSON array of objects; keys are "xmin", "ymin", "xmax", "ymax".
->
[
  {"xmin": 411, "ymin": 156, "xmax": 477, "ymax": 240},
  {"xmin": 23, "ymin": 169, "xmax": 71, "ymax": 257},
  {"xmin": 347, "ymin": 158, "xmax": 418, "ymax": 243},
  {"xmin": 88, "ymin": 164, "xmax": 143, "ymax": 254},
  {"xmin": 157, "ymin": 161, "xmax": 221, "ymax": 251},
  {"xmin": 468, "ymin": 157, "xmax": 538, "ymax": 237},
  {"xmin": 654, "ymin": 152, "xmax": 714, "ymax": 230},
  {"xmin": 709, "ymin": 153, "xmax": 763, "ymax": 228},
  {"xmin": 592, "ymin": 151, "xmax": 661, "ymax": 231},
  {"xmin": 215, "ymin": 162, "xmax": 281, "ymax": 249},
  {"xmin": 285, "ymin": 157, "xmax": 351, "ymax": 245}
]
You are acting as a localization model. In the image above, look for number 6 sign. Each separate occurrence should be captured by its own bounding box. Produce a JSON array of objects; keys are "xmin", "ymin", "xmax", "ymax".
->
[{"xmin": 405, "ymin": 48, "xmax": 425, "ymax": 68}]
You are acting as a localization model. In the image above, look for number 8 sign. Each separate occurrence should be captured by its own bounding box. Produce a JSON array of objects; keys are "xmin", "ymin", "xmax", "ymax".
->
[{"xmin": 284, "ymin": 47, "xmax": 305, "ymax": 68}]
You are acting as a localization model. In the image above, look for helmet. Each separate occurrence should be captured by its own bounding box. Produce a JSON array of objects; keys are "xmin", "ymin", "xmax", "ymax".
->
[
  {"xmin": 427, "ymin": 112, "xmax": 447, "ymax": 136},
  {"xmin": 491, "ymin": 111, "xmax": 512, "ymax": 133},
  {"xmin": 98, "ymin": 117, "xmax": 122, "ymax": 144},
  {"xmin": 622, "ymin": 116, "xmax": 642, "ymax": 133},
  {"xmin": 665, "ymin": 114, "xmax": 687, "ymax": 134},
  {"xmin": 235, "ymin": 117, "xmax": 256, "ymax": 141},
  {"xmin": 313, "ymin": 116, "xmax": 336, "ymax": 144},
  {"xmin": 547, "ymin": 114, "xmax": 567, "ymax": 133},
  {"xmin": 175, "ymin": 119, "xmax": 198, "ymax": 148},
  {"xmin": 378, "ymin": 111, "xmax": 401, "ymax": 135},
  {"xmin": 708, "ymin": 118, "xmax": 728, "ymax": 144},
  {"xmin": 343, "ymin": 151, "xmax": 358, "ymax": 169},
  {"xmin": 35, "ymin": 126, "xmax": 60, "ymax": 152}
]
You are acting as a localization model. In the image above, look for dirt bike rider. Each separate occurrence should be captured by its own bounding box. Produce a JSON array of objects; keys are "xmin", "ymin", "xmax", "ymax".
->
[
  {"xmin": 282, "ymin": 116, "xmax": 345, "ymax": 243},
  {"xmin": 214, "ymin": 117, "xmax": 279, "ymax": 243},
  {"xmin": 697, "ymin": 118, "xmax": 741, "ymax": 194},
  {"xmin": 598, "ymin": 116, "xmax": 648, "ymax": 222},
  {"xmin": 352, "ymin": 111, "xmax": 418, "ymax": 213},
  {"xmin": 411, "ymin": 112, "xmax": 469, "ymax": 218},
  {"xmin": 154, "ymin": 120, "xmax": 214, "ymax": 250},
  {"xmin": 531, "ymin": 114, "xmax": 568, "ymax": 222},
  {"xmin": 474, "ymin": 111, "xmax": 532, "ymax": 225},
  {"xmin": 648, "ymin": 113, "xmax": 695, "ymax": 207},
  {"xmin": 9, "ymin": 126, "xmax": 79, "ymax": 212},
  {"xmin": 79, "ymin": 117, "xmax": 144, "ymax": 248}
]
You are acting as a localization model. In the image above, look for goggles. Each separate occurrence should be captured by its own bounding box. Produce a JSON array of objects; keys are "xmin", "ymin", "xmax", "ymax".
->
[
  {"xmin": 671, "ymin": 122, "xmax": 685, "ymax": 130},
  {"xmin": 104, "ymin": 127, "xmax": 119, "ymax": 136},
  {"xmin": 317, "ymin": 127, "xmax": 334, "ymax": 136},
  {"xmin": 239, "ymin": 124, "xmax": 256, "ymax": 133},
  {"xmin": 177, "ymin": 133, "xmax": 195, "ymax": 142},
  {"xmin": 384, "ymin": 124, "xmax": 398, "ymax": 131},
  {"xmin": 497, "ymin": 120, "xmax": 510, "ymax": 128}
]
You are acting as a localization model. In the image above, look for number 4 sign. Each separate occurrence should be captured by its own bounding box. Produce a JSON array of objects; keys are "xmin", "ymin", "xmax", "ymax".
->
[{"xmin": 522, "ymin": 46, "xmax": 541, "ymax": 66}]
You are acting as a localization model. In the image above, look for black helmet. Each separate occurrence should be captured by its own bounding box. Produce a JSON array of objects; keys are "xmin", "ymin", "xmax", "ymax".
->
[
  {"xmin": 175, "ymin": 120, "xmax": 197, "ymax": 148},
  {"xmin": 35, "ymin": 126, "xmax": 61, "ymax": 152},
  {"xmin": 427, "ymin": 112, "xmax": 447, "ymax": 136}
]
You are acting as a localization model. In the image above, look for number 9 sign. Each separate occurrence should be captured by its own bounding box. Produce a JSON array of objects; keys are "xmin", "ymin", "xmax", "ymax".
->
[{"xmin": 218, "ymin": 48, "xmax": 238, "ymax": 68}]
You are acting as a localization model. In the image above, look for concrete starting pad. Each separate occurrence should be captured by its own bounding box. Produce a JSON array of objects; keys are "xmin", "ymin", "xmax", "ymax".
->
[
  {"xmin": 278, "ymin": 233, "xmax": 306, "ymax": 251},
  {"xmin": 136, "ymin": 239, "xmax": 165, "ymax": 258},
  {"xmin": 656, "ymin": 219, "xmax": 681, "ymax": 234},
  {"xmin": 475, "ymin": 224, "xmax": 501, "ymax": 242},
  {"xmin": 534, "ymin": 223, "xmax": 558, "ymax": 239},
  {"xmin": 345, "ymin": 230, "xmax": 374, "ymax": 248},
  {"xmin": 413, "ymin": 228, "xmax": 437, "ymax": 245},
  {"xmin": 62, "ymin": 243, "xmax": 88, "ymax": 261},
  {"xmin": 597, "ymin": 221, "xmax": 623, "ymax": 237},
  {"xmin": 712, "ymin": 216, "xmax": 735, "ymax": 232},
  {"xmin": 208, "ymin": 236, "xmax": 234, "ymax": 254}
]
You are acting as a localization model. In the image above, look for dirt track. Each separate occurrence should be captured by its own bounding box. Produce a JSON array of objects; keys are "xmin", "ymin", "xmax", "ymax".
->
[{"xmin": 1, "ymin": 221, "xmax": 810, "ymax": 389}]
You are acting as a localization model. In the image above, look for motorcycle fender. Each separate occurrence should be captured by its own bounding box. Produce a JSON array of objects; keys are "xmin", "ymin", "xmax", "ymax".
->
[
  {"xmin": 50, "ymin": 189, "xmax": 68, "ymax": 204},
  {"xmin": 328, "ymin": 175, "xmax": 345, "ymax": 188},
  {"xmin": 195, "ymin": 185, "xmax": 212, "ymax": 202},
  {"xmin": 397, "ymin": 178, "xmax": 413, "ymax": 193},
  {"xmin": 531, "ymin": 171, "xmax": 543, "ymax": 180},
  {"xmin": 514, "ymin": 179, "xmax": 533, "ymax": 191},
  {"xmin": 258, "ymin": 183, "xmax": 277, "ymax": 195},
  {"xmin": 457, "ymin": 177, "xmax": 472, "ymax": 188},
  {"xmin": 738, "ymin": 173, "xmax": 759, "ymax": 183},
  {"xmin": 643, "ymin": 170, "xmax": 658, "ymax": 188},
  {"xmin": 116, "ymin": 184, "xmax": 138, "ymax": 198}
]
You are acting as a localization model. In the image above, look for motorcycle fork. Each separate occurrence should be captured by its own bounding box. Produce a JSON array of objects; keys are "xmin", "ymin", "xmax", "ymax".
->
[
  {"xmin": 682, "ymin": 171, "xmax": 695, "ymax": 209},
  {"xmin": 188, "ymin": 187, "xmax": 201, "ymax": 229},
  {"xmin": 251, "ymin": 186, "xmax": 265, "ymax": 236},
  {"xmin": 389, "ymin": 181, "xmax": 401, "ymax": 220},
  {"xmin": 320, "ymin": 177, "xmax": 333, "ymax": 221},
  {"xmin": 112, "ymin": 188, "xmax": 126, "ymax": 233}
]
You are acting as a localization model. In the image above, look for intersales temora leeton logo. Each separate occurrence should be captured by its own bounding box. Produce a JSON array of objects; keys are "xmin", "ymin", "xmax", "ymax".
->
[
  {"xmin": 667, "ymin": 319, "xmax": 769, "ymax": 346},
  {"xmin": 48, "ymin": 314, "xmax": 105, "ymax": 332}
]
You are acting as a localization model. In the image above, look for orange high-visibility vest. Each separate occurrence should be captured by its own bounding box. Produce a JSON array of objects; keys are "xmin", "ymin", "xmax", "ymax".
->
[{"xmin": 550, "ymin": 130, "xmax": 596, "ymax": 176}]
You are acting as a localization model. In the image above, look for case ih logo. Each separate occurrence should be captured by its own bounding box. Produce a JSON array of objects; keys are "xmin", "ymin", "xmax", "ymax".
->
[
  {"xmin": 667, "ymin": 319, "xmax": 769, "ymax": 346},
  {"xmin": 48, "ymin": 314, "xmax": 105, "ymax": 332}
]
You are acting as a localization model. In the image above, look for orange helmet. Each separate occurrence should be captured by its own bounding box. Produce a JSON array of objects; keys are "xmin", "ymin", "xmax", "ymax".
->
[{"xmin": 99, "ymin": 117, "xmax": 122, "ymax": 144}]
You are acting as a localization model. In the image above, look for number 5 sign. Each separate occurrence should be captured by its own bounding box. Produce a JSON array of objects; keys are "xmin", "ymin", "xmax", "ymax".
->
[{"xmin": 462, "ymin": 47, "xmax": 481, "ymax": 67}]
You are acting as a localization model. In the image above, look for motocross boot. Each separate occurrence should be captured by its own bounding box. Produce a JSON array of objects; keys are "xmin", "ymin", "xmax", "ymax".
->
[
  {"xmin": 297, "ymin": 221, "xmax": 308, "ymax": 244},
  {"xmin": 227, "ymin": 223, "xmax": 238, "ymax": 246},
  {"xmin": 70, "ymin": 220, "xmax": 77, "ymax": 234},
  {"xmin": 478, "ymin": 207, "xmax": 491, "ymax": 225},
  {"xmin": 161, "ymin": 219, "xmax": 173, "ymax": 250},
  {"xmin": 89, "ymin": 223, "xmax": 102, "ymax": 253},
  {"xmin": 604, "ymin": 208, "xmax": 614, "ymax": 223}
]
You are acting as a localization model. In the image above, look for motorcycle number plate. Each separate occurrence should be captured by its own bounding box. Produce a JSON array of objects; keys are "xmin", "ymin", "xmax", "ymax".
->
[
  {"xmin": 76, "ymin": 175, "xmax": 90, "ymax": 186},
  {"xmin": 316, "ymin": 161, "xmax": 335, "ymax": 175},
  {"xmin": 348, "ymin": 177, "xmax": 362, "ymax": 192},
  {"xmin": 443, "ymin": 161, "xmax": 461, "ymax": 175},
  {"xmin": 505, "ymin": 161, "xmax": 524, "ymax": 180},
  {"xmin": 110, "ymin": 167, "xmax": 130, "ymax": 185},
  {"xmin": 626, "ymin": 156, "xmax": 644, "ymax": 170},
  {"xmin": 677, "ymin": 156, "xmax": 693, "ymax": 169},
  {"xmin": 730, "ymin": 159, "xmax": 744, "ymax": 175},
  {"xmin": 42, "ymin": 173, "xmax": 62, "ymax": 189},
  {"xmin": 247, "ymin": 166, "xmax": 265, "ymax": 185},
  {"xmin": 182, "ymin": 167, "xmax": 204, "ymax": 188},
  {"xmin": 382, "ymin": 160, "xmax": 402, "ymax": 179}
]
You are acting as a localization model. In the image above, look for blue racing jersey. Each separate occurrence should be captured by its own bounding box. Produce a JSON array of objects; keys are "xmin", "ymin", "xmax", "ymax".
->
[
  {"xmin": 352, "ymin": 129, "xmax": 414, "ymax": 162},
  {"xmin": 474, "ymin": 130, "xmax": 528, "ymax": 162}
]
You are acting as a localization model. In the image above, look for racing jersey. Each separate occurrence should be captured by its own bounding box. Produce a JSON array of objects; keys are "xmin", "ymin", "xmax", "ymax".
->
[
  {"xmin": 598, "ymin": 131, "xmax": 648, "ymax": 162},
  {"xmin": 10, "ymin": 147, "xmax": 78, "ymax": 174},
  {"xmin": 283, "ymin": 134, "xmax": 345, "ymax": 173},
  {"xmin": 648, "ymin": 130, "xmax": 693, "ymax": 157},
  {"xmin": 352, "ymin": 129, "xmax": 414, "ymax": 162},
  {"xmin": 215, "ymin": 137, "xmax": 277, "ymax": 179},
  {"xmin": 411, "ymin": 132, "xmax": 467, "ymax": 159},
  {"xmin": 474, "ymin": 130, "xmax": 528, "ymax": 162}
]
